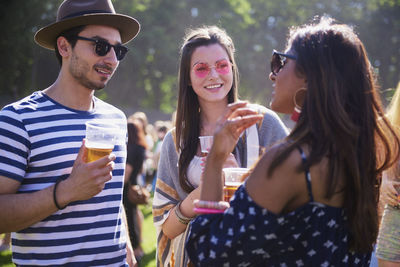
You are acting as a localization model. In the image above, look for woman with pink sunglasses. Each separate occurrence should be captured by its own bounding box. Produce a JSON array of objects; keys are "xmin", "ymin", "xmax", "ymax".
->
[{"xmin": 152, "ymin": 26, "xmax": 288, "ymax": 266}]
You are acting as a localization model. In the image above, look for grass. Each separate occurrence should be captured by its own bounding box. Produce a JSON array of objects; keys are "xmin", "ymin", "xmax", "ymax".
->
[
  {"xmin": 0, "ymin": 249, "xmax": 13, "ymax": 267},
  {"xmin": 139, "ymin": 202, "xmax": 157, "ymax": 267},
  {"xmin": 0, "ymin": 202, "xmax": 157, "ymax": 267}
]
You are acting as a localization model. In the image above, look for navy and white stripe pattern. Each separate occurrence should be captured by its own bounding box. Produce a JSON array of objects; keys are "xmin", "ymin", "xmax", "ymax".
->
[{"xmin": 0, "ymin": 91, "xmax": 128, "ymax": 266}]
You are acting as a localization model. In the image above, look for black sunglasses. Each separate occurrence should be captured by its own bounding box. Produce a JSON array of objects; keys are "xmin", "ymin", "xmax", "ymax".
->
[
  {"xmin": 270, "ymin": 49, "xmax": 297, "ymax": 75},
  {"xmin": 75, "ymin": 36, "xmax": 128, "ymax": 61}
]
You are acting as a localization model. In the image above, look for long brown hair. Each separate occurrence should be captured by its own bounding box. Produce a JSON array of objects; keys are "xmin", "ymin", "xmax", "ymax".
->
[
  {"xmin": 127, "ymin": 119, "xmax": 148, "ymax": 150},
  {"xmin": 268, "ymin": 17, "xmax": 400, "ymax": 252},
  {"xmin": 175, "ymin": 26, "xmax": 239, "ymax": 193}
]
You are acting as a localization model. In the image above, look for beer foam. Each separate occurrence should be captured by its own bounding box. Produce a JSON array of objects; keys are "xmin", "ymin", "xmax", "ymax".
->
[
  {"xmin": 225, "ymin": 181, "xmax": 242, "ymax": 187},
  {"xmin": 85, "ymin": 141, "xmax": 114, "ymax": 149}
]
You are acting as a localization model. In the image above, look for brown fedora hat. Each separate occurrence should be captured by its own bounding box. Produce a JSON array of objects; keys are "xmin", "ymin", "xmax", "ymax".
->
[{"xmin": 34, "ymin": 0, "xmax": 140, "ymax": 50}]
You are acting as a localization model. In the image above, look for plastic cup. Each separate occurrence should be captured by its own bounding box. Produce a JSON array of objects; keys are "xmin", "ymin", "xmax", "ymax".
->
[
  {"xmin": 85, "ymin": 121, "xmax": 122, "ymax": 162},
  {"xmin": 199, "ymin": 136, "xmax": 213, "ymax": 154},
  {"xmin": 223, "ymin": 167, "xmax": 249, "ymax": 202}
]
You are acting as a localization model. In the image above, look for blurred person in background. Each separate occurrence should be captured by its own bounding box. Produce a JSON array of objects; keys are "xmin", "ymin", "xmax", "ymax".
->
[
  {"xmin": 123, "ymin": 120, "xmax": 150, "ymax": 265},
  {"xmin": 128, "ymin": 111, "xmax": 155, "ymax": 152},
  {"xmin": 129, "ymin": 111, "xmax": 156, "ymax": 187},
  {"xmin": 151, "ymin": 120, "xmax": 171, "ymax": 192},
  {"xmin": 0, "ymin": 233, "xmax": 11, "ymax": 251},
  {"xmin": 376, "ymin": 81, "xmax": 400, "ymax": 266}
]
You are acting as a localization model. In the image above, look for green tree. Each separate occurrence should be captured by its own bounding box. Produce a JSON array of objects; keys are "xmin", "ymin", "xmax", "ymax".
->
[
  {"xmin": 0, "ymin": 0, "xmax": 59, "ymax": 101},
  {"xmin": 1, "ymin": 0, "xmax": 399, "ymax": 115}
]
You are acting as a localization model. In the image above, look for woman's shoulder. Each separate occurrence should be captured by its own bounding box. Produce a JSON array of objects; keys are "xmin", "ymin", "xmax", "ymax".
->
[
  {"xmin": 262, "ymin": 142, "xmax": 301, "ymax": 166},
  {"xmin": 245, "ymin": 141, "xmax": 308, "ymax": 213},
  {"xmin": 161, "ymin": 128, "xmax": 178, "ymax": 152}
]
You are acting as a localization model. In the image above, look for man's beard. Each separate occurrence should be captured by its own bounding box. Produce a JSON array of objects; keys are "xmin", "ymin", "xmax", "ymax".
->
[{"xmin": 69, "ymin": 54, "xmax": 111, "ymax": 90}]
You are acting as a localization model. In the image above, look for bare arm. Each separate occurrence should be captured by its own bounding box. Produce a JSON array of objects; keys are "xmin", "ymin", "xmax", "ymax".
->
[
  {"xmin": 124, "ymin": 163, "xmax": 133, "ymax": 184},
  {"xmin": 161, "ymin": 187, "xmax": 200, "ymax": 239},
  {"xmin": 0, "ymin": 140, "xmax": 116, "ymax": 232},
  {"xmin": 0, "ymin": 177, "xmax": 59, "ymax": 232}
]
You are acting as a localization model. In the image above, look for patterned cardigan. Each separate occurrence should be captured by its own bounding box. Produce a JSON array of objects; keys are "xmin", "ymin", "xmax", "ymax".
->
[{"xmin": 152, "ymin": 105, "xmax": 289, "ymax": 267}]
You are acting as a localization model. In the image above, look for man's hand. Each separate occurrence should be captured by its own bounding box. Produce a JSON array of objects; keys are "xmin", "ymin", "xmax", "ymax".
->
[
  {"xmin": 126, "ymin": 241, "xmax": 138, "ymax": 267},
  {"xmin": 57, "ymin": 139, "xmax": 116, "ymax": 207}
]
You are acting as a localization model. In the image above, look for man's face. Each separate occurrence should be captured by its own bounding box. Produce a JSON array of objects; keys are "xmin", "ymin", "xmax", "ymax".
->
[{"xmin": 68, "ymin": 25, "xmax": 122, "ymax": 90}]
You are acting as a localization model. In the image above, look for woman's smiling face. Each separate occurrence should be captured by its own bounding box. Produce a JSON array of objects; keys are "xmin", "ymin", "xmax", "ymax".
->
[{"xmin": 189, "ymin": 43, "xmax": 233, "ymax": 105}]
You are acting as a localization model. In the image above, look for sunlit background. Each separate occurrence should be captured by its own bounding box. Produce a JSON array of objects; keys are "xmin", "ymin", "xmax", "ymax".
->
[
  {"xmin": 0, "ymin": 1, "xmax": 399, "ymax": 266},
  {"xmin": 1, "ymin": 0, "xmax": 399, "ymax": 123}
]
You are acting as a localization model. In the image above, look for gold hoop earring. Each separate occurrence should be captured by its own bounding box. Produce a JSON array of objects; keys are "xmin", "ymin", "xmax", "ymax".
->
[{"xmin": 291, "ymin": 87, "xmax": 307, "ymax": 122}]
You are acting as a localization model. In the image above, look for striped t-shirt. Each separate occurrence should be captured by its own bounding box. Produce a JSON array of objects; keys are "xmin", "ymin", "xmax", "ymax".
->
[{"xmin": 0, "ymin": 91, "xmax": 129, "ymax": 266}]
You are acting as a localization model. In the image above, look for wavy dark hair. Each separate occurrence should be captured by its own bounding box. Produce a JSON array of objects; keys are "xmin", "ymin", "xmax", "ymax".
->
[
  {"xmin": 268, "ymin": 17, "xmax": 400, "ymax": 252},
  {"xmin": 175, "ymin": 26, "xmax": 239, "ymax": 193}
]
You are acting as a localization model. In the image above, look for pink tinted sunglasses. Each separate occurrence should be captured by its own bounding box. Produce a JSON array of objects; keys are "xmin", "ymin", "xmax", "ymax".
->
[{"xmin": 192, "ymin": 59, "xmax": 232, "ymax": 78}]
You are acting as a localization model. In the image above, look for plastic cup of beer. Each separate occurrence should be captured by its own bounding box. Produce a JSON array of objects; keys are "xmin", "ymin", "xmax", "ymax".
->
[
  {"xmin": 85, "ymin": 121, "xmax": 120, "ymax": 162},
  {"xmin": 199, "ymin": 136, "xmax": 213, "ymax": 154},
  {"xmin": 223, "ymin": 167, "xmax": 249, "ymax": 202}
]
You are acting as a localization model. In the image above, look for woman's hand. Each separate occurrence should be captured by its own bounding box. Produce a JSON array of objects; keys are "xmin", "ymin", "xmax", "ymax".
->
[
  {"xmin": 200, "ymin": 102, "xmax": 262, "ymax": 201},
  {"xmin": 209, "ymin": 101, "xmax": 263, "ymax": 165}
]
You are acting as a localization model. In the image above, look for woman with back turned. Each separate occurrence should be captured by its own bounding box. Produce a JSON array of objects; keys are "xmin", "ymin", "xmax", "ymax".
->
[{"xmin": 186, "ymin": 17, "xmax": 400, "ymax": 266}]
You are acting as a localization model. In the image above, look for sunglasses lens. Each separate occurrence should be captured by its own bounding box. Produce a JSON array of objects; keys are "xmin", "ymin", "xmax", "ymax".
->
[
  {"xmin": 194, "ymin": 63, "xmax": 210, "ymax": 78},
  {"xmin": 271, "ymin": 53, "xmax": 282, "ymax": 75},
  {"xmin": 94, "ymin": 40, "xmax": 128, "ymax": 61},
  {"xmin": 115, "ymin": 46, "xmax": 128, "ymax": 60},
  {"xmin": 215, "ymin": 60, "xmax": 231, "ymax": 75},
  {"xmin": 95, "ymin": 41, "xmax": 110, "ymax": 57},
  {"xmin": 193, "ymin": 60, "xmax": 231, "ymax": 78}
]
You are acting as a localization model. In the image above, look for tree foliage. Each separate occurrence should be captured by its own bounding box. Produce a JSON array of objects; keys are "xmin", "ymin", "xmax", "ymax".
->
[{"xmin": 1, "ymin": 0, "xmax": 399, "ymax": 113}]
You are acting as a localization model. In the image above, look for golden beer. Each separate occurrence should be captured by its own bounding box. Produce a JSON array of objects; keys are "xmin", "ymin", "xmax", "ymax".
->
[
  {"xmin": 85, "ymin": 143, "xmax": 114, "ymax": 162},
  {"xmin": 223, "ymin": 182, "xmax": 241, "ymax": 202}
]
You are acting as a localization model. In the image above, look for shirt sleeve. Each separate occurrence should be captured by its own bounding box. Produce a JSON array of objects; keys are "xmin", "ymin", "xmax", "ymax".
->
[{"xmin": 0, "ymin": 106, "xmax": 29, "ymax": 182}]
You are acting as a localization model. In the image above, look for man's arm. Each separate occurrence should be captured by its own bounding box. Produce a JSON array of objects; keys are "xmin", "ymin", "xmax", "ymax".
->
[
  {"xmin": 122, "ymin": 208, "xmax": 138, "ymax": 267},
  {"xmin": 0, "ymin": 176, "xmax": 59, "ymax": 232},
  {"xmin": 0, "ymin": 141, "xmax": 116, "ymax": 232}
]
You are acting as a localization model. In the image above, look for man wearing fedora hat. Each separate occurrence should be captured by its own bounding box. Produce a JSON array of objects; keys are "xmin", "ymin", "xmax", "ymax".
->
[{"xmin": 0, "ymin": 0, "xmax": 141, "ymax": 266}]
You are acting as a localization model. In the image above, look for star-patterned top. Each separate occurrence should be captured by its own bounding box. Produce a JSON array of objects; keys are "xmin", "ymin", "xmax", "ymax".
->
[{"xmin": 186, "ymin": 148, "xmax": 371, "ymax": 266}]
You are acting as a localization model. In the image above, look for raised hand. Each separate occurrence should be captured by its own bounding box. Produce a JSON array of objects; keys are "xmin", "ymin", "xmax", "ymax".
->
[
  {"xmin": 199, "ymin": 102, "xmax": 263, "ymax": 202},
  {"xmin": 209, "ymin": 101, "xmax": 263, "ymax": 165}
]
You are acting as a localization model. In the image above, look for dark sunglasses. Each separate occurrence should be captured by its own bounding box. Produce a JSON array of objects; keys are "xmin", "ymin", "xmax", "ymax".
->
[
  {"xmin": 270, "ymin": 49, "xmax": 297, "ymax": 75},
  {"xmin": 75, "ymin": 36, "xmax": 128, "ymax": 61}
]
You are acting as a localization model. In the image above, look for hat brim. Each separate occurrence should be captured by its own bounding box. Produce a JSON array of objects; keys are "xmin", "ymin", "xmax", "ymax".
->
[{"xmin": 34, "ymin": 13, "xmax": 140, "ymax": 50}]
